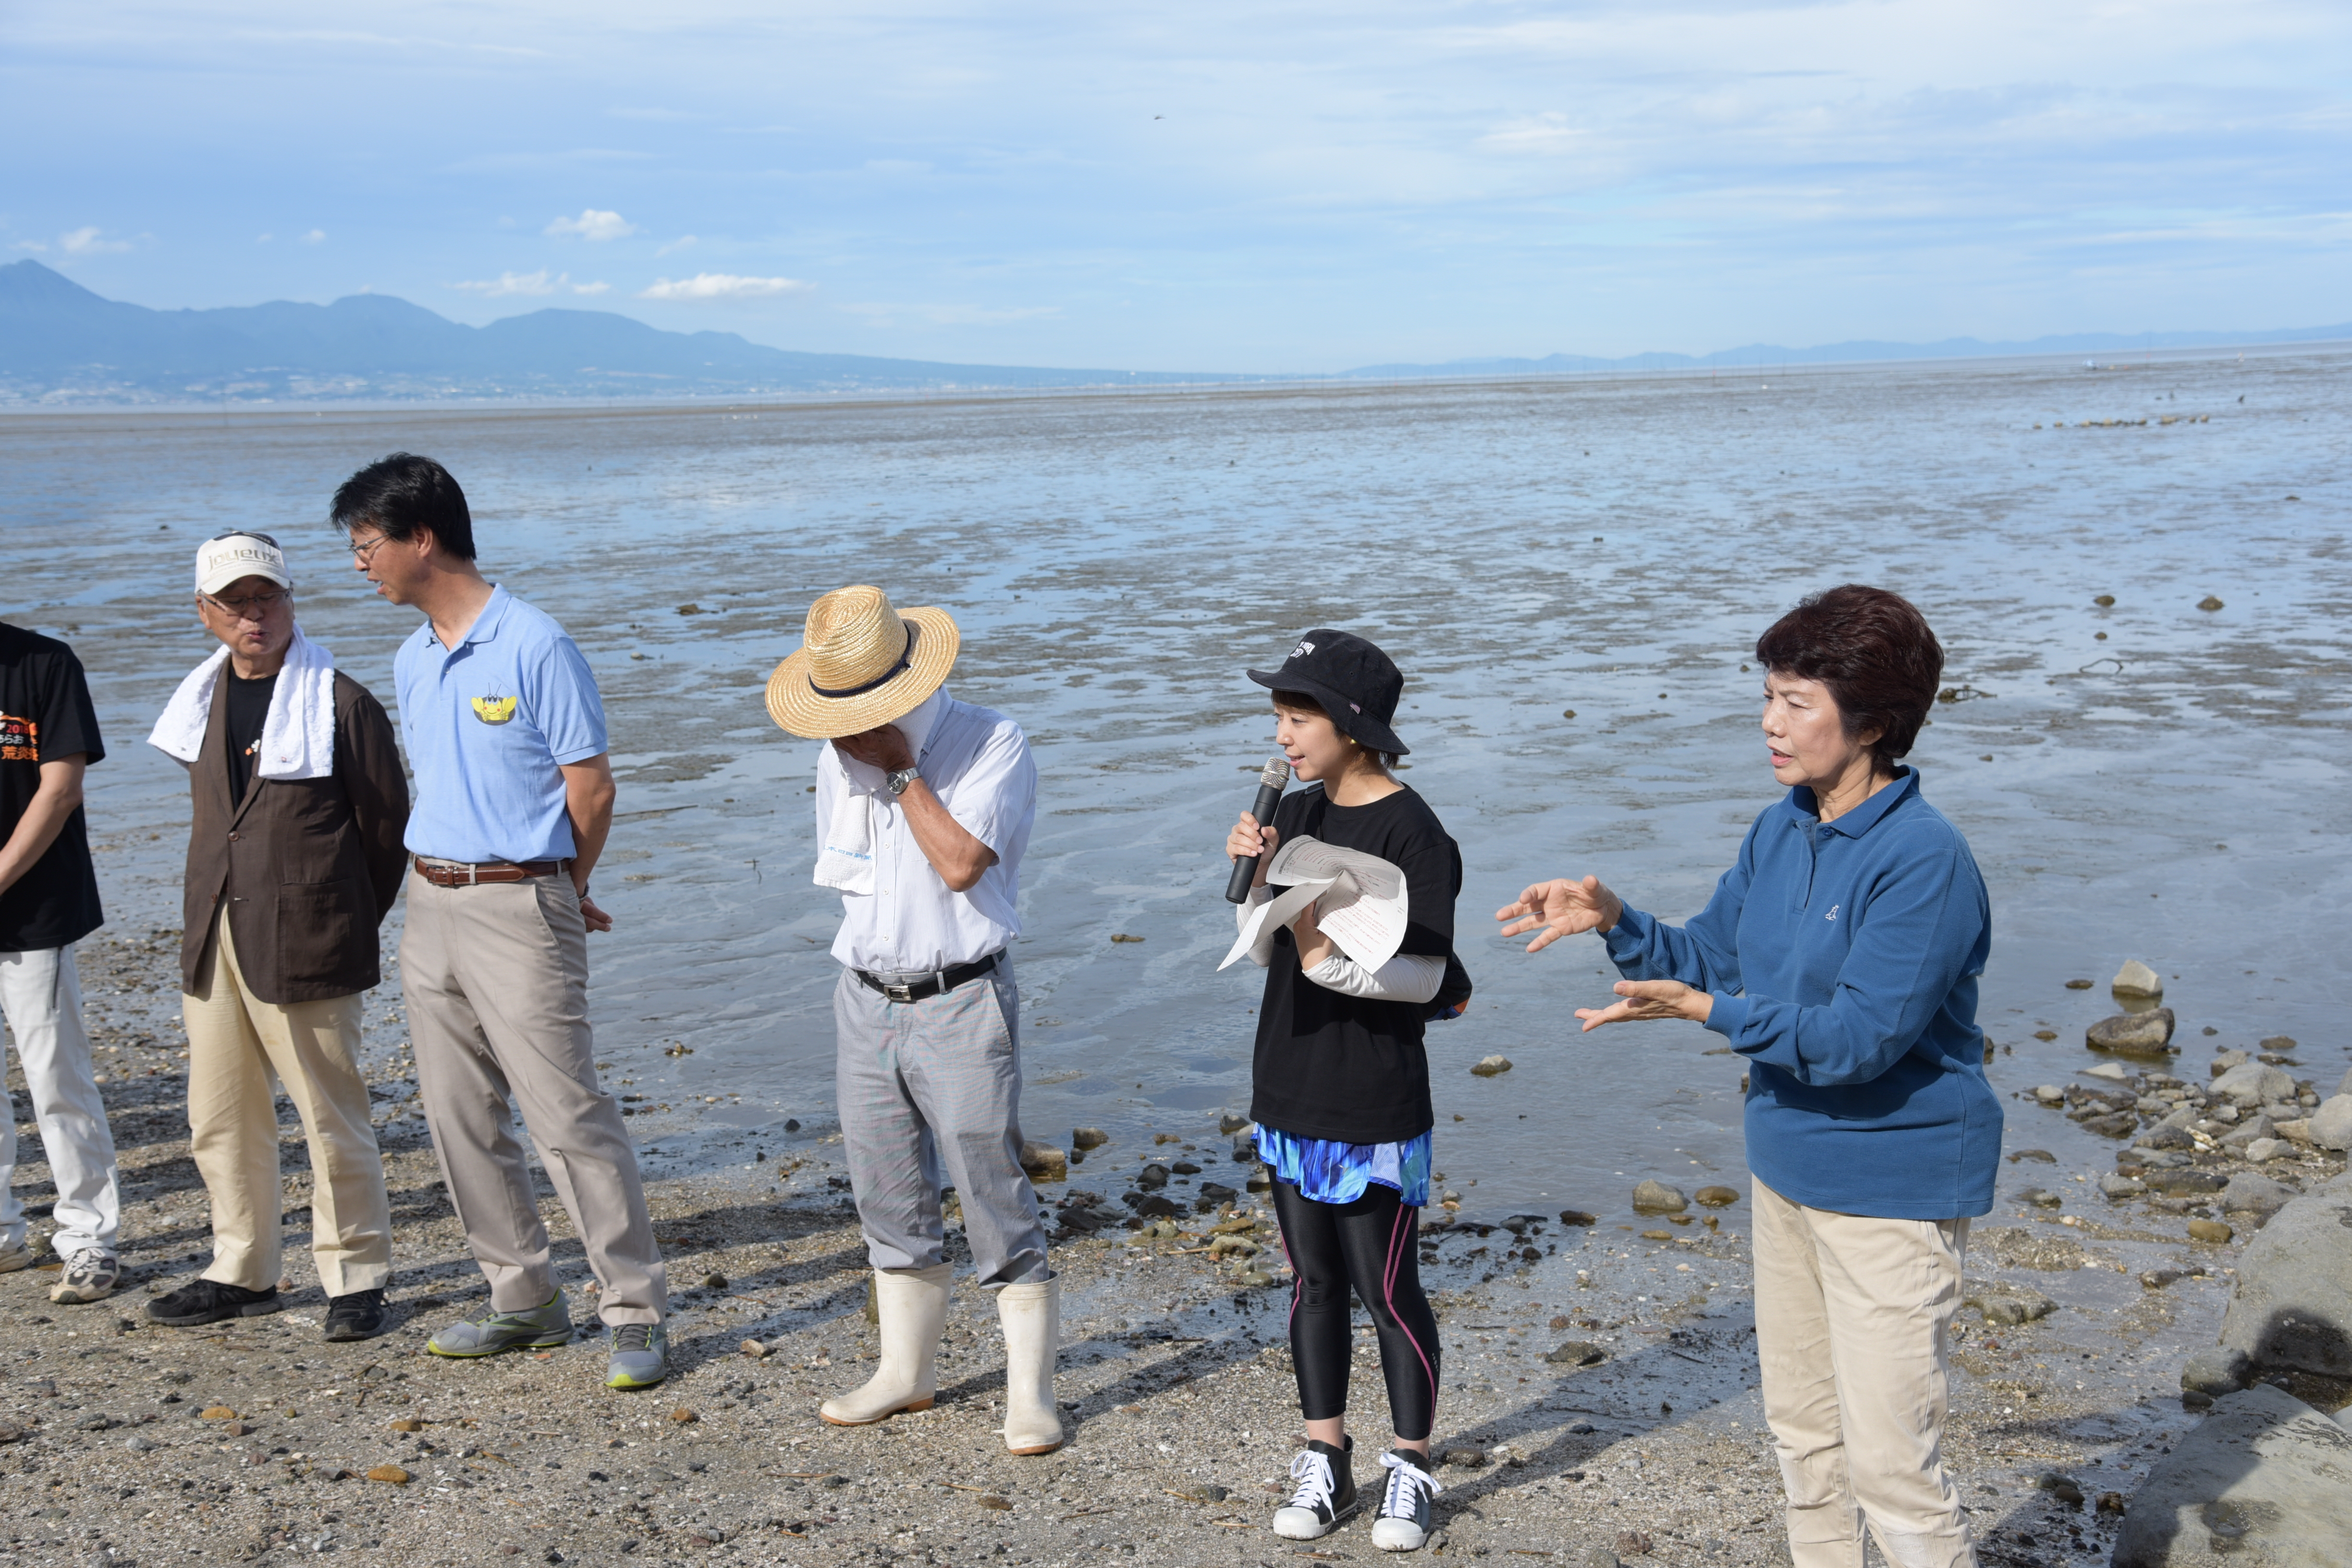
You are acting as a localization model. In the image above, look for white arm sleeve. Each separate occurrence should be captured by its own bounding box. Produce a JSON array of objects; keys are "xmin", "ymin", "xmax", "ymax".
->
[{"xmin": 1304, "ymin": 950, "xmax": 1446, "ymax": 1003}]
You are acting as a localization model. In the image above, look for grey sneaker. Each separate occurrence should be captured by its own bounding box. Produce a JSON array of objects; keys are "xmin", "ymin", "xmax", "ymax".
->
[
  {"xmin": 605, "ymin": 1322, "xmax": 669, "ymax": 1389},
  {"xmin": 426, "ymin": 1292, "xmax": 574, "ymax": 1358},
  {"xmin": 0, "ymin": 1240, "xmax": 33, "ymax": 1275},
  {"xmin": 49, "ymin": 1248, "xmax": 120, "ymax": 1304}
]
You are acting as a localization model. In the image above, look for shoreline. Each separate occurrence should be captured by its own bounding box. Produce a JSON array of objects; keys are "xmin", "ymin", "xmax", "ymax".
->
[{"xmin": 4, "ymin": 934, "xmax": 2335, "ymax": 1565}]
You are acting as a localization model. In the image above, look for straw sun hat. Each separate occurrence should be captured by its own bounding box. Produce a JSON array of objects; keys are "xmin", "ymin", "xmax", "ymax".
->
[{"xmin": 765, "ymin": 585, "xmax": 961, "ymax": 740}]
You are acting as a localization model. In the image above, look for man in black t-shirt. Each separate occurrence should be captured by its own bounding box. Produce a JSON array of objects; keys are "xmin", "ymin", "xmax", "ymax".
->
[{"xmin": 0, "ymin": 621, "xmax": 123, "ymax": 1304}]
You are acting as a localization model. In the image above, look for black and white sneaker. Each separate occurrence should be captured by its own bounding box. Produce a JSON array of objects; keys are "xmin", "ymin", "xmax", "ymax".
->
[
  {"xmin": 1371, "ymin": 1449, "xmax": 1444, "ymax": 1551},
  {"xmin": 1272, "ymin": 1438, "xmax": 1358, "ymax": 1540}
]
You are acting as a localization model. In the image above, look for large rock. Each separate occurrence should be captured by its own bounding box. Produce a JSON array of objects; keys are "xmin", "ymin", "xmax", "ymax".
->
[
  {"xmin": 2112, "ymin": 1385, "xmax": 2352, "ymax": 1567},
  {"xmin": 2220, "ymin": 1114, "xmax": 2277, "ymax": 1149},
  {"xmin": 2336, "ymin": 1067, "xmax": 2352, "ymax": 1099},
  {"xmin": 2307, "ymin": 1096, "xmax": 2352, "ymax": 1152},
  {"xmin": 2112, "ymin": 959, "xmax": 2164, "ymax": 999},
  {"xmin": 2220, "ymin": 1173, "xmax": 2296, "ymax": 1226},
  {"xmin": 2089, "ymin": 1008, "xmax": 2176, "ymax": 1057},
  {"xmin": 2212, "ymin": 1062, "xmax": 2297, "ymax": 1109},
  {"xmin": 2217, "ymin": 1172, "xmax": 2352, "ymax": 1382}
]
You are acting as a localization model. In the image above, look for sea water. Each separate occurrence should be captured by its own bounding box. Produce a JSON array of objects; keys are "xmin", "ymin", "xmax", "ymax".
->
[{"xmin": 3, "ymin": 348, "xmax": 2346, "ymax": 1226}]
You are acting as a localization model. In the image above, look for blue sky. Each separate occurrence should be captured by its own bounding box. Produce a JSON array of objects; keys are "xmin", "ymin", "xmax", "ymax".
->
[{"xmin": 5, "ymin": 1, "xmax": 2347, "ymax": 372}]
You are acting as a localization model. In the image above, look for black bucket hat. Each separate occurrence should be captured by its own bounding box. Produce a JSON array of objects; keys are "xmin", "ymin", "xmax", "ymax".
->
[{"xmin": 1247, "ymin": 628, "xmax": 1410, "ymax": 756}]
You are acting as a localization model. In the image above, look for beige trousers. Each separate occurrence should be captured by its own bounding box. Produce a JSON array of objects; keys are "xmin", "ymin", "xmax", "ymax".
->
[
  {"xmin": 1753, "ymin": 1178, "xmax": 1978, "ymax": 1568},
  {"xmin": 181, "ymin": 912, "xmax": 391, "ymax": 1296},
  {"xmin": 399, "ymin": 869, "xmax": 665, "ymax": 1325}
]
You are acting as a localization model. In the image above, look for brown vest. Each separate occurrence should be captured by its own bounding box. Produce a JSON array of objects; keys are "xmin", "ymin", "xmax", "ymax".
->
[{"xmin": 178, "ymin": 669, "xmax": 411, "ymax": 1005}]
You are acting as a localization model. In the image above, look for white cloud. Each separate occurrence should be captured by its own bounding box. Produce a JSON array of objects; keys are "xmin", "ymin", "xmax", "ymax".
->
[
  {"xmin": 255, "ymin": 232, "xmax": 273, "ymax": 243},
  {"xmin": 655, "ymin": 234, "xmax": 697, "ymax": 256},
  {"xmin": 454, "ymin": 269, "xmax": 561, "ymax": 297},
  {"xmin": 60, "ymin": 226, "xmax": 133, "ymax": 255},
  {"xmin": 450, "ymin": 269, "xmax": 614, "ymax": 298},
  {"xmin": 302, "ymin": 228, "xmax": 326, "ymax": 243},
  {"xmin": 545, "ymin": 208, "xmax": 640, "ymax": 241},
  {"xmin": 14, "ymin": 240, "xmax": 48, "ymax": 254},
  {"xmin": 637, "ymin": 272, "xmax": 813, "ymax": 301}
]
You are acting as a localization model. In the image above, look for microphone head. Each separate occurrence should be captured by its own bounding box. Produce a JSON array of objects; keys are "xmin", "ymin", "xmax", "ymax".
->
[{"xmin": 1258, "ymin": 756, "xmax": 1292, "ymax": 790}]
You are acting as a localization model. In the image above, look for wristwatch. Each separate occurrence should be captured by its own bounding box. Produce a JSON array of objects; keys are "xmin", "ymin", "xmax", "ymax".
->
[{"xmin": 885, "ymin": 765, "xmax": 921, "ymax": 797}]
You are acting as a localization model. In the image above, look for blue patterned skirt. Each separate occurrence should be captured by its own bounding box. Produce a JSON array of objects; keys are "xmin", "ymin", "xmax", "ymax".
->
[{"xmin": 1256, "ymin": 1124, "xmax": 1432, "ymax": 1209}]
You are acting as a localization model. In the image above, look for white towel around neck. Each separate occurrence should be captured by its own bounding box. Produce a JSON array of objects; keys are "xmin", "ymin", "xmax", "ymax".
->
[
  {"xmin": 815, "ymin": 687, "xmax": 949, "ymax": 897},
  {"xmin": 146, "ymin": 625, "xmax": 338, "ymax": 781}
]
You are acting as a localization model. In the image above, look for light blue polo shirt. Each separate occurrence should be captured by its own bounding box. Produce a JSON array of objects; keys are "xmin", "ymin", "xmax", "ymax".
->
[{"xmin": 393, "ymin": 585, "xmax": 608, "ymax": 864}]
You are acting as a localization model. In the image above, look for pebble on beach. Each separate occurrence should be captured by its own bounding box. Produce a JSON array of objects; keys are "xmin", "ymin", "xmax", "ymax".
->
[
  {"xmin": 1018, "ymin": 1141, "xmax": 1069, "ymax": 1182},
  {"xmin": 1693, "ymin": 1185, "xmax": 1741, "ymax": 1208},
  {"xmin": 2110, "ymin": 959, "xmax": 2163, "ymax": 999},
  {"xmin": 2087, "ymin": 1007, "xmax": 2176, "ymax": 1057},
  {"xmin": 1631, "ymin": 1181, "xmax": 1689, "ymax": 1214},
  {"xmin": 1470, "ymin": 1054, "xmax": 1513, "ymax": 1077}
]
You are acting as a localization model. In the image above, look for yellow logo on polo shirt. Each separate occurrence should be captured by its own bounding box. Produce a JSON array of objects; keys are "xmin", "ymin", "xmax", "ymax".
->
[{"xmin": 471, "ymin": 692, "xmax": 518, "ymax": 725}]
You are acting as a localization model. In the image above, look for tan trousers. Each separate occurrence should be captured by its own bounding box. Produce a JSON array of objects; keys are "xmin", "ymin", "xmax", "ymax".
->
[
  {"xmin": 399, "ymin": 869, "xmax": 665, "ymax": 1325},
  {"xmin": 1753, "ymin": 1178, "xmax": 1978, "ymax": 1568},
  {"xmin": 181, "ymin": 912, "xmax": 391, "ymax": 1296}
]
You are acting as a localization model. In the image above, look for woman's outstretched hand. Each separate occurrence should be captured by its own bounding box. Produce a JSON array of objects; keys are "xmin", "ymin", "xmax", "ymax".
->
[
  {"xmin": 1496, "ymin": 875, "xmax": 1624, "ymax": 952},
  {"xmin": 1575, "ymin": 978, "xmax": 1713, "ymax": 1031}
]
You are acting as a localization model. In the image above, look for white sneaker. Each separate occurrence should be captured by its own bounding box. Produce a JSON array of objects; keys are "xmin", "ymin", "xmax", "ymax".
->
[
  {"xmin": 49, "ymin": 1249, "xmax": 119, "ymax": 1304},
  {"xmin": 0, "ymin": 1240, "xmax": 33, "ymax": 1275},
  {"xmin": 1272, "ymin": 1440, "xmax": 1358, "ymax": 1540},
  {"xmin": 1370, "ymin": 1449, "xmax": 1444, "ymax": 1551}
]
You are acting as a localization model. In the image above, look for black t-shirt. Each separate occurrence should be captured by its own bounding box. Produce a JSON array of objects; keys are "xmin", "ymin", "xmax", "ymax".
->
[
  {"xmin": 0, "ymin": 624, "xmax": 106, "ymax": 951},
  {"xmin": 1248, "ymin": 782, "xmax": 1461, "ymax": 1145},
  {"xmin": 224, "ymin": 669, "xmax": 277, "ymax": 804}
]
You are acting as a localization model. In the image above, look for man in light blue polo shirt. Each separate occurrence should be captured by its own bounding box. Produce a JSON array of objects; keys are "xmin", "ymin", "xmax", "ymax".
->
[{"xmin": 334, "ymin": 451, "xmax": 669, "ymax": 1390}]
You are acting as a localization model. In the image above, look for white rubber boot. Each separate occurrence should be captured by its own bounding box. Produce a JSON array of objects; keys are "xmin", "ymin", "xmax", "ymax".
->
[
  {"xmin": 819, "ymin": 1264, "xmax": 951, "ymax": 1426},
  {"xmin": 996, "ymin": 1274, "xmax": 1064, "ymax": 1455}
]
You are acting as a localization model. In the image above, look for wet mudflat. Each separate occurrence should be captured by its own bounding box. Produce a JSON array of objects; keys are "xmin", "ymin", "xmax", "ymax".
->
[{"xmin": 2, "ymin": 351, "xmax": 2349, "ymax": 1563}]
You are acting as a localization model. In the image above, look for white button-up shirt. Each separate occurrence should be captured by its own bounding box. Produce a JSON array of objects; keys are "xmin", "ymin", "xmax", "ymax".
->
[{"xmin": 814, "ymin": 690, "xmax": 1037, "ymax": 974}]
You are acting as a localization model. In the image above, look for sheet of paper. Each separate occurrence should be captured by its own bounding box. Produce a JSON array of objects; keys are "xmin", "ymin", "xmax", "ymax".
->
[
  {"xmin": 1216, "ymin": 835, "xmax": 1411, "ymax": 973},
  {"xmin": 1218, "ymin": 873, "xmax": 1342, "ymax": 971}
]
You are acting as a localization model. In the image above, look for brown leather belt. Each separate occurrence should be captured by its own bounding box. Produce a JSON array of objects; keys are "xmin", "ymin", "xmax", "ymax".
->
[{"xmin": 413, "ymin": 855, "xmax": 569, "ymax": 887}]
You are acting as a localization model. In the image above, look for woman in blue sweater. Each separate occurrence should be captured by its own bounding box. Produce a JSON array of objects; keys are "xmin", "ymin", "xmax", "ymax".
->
[{"xmin": 1499, "ymin": 585, "xmax": 1996, "ymax": 1568}]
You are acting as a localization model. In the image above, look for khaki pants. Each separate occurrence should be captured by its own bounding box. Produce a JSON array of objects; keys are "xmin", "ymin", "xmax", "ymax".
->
[
  {"xmin": 399, "ymin": 868, "xmax": 665, "ymax": 1326},
  {"xmin": 181, "ymin": 913, "xmax": 391, "ymax": 1296},
  {"xmin": 1753, "ymin": 1178, "xmax": 1978, "ymax": 1568}
]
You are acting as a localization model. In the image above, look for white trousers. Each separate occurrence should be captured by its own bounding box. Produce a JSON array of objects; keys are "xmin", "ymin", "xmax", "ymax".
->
[
  {"xmin": 0, "ymin": 945, "xmax": 121, "ymax": 1258},
  {"xmin": 1754, "ymin": 1177, "xmax": 1977, "ymax": 1568}
]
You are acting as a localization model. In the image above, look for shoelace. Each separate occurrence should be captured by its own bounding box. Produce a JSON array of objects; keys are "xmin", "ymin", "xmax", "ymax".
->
[
  {"xmin": 1286, "ymin": 1449, "xmax": 1338, "ymax": 1514},
  {"xmin": 611, "ymin": 1324, "xmax": 656, "ymax": 1354},
  {"xmin": 1378, "ymin": 1451, "xmax": 1443, "ymax": 1518},
  {"xmin": 65, "ymin": 1248, "xmax": 111, "ymax": 1276}
]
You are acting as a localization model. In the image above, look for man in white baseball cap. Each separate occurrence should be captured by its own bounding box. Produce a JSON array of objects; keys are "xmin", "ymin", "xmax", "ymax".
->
[{"xmin": 146, "ymin": 530, "xmax": 410, "ymax": 1339}]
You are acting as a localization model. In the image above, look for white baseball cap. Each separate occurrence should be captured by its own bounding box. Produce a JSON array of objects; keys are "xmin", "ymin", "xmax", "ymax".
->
[{"xmin": 195, "ymin": 531, "xmax": 291, "ymax": 595}]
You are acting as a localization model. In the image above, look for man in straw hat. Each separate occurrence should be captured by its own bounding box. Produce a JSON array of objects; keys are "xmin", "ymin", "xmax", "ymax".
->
[
  {"xmin": 767, "ymin": 585, "xmax": 1057, "ymax": 1455},
  {"xmin": 336, "ymin": 452, "xmax": 669, "ymax": 1391}
]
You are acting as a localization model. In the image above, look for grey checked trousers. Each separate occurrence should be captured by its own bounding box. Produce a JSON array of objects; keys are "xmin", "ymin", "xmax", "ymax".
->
[{"xmin": 834, "ymin": 958, "xmax": 1049, "ymax": 1288}]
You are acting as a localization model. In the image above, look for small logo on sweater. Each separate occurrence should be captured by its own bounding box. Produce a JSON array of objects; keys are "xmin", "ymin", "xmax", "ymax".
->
[
  {"xmin": 1825, "ymin": 903, "xmax": 1840, "ymax": 921},
  {"xmin": 471, "ymin": 691, "xmax": 518, "ymax": 725}
]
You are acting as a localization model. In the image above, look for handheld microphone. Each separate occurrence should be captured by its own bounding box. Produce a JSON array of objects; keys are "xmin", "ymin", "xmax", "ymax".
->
[{"xmin": 1224, "ymin": 756, "xmax": 1292, "ymax": 904}]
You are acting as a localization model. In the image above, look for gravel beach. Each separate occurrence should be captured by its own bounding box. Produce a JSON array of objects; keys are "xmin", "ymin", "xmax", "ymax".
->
[{"xmin": 6, "ymin": 933, "xmax": 2341, "ymax": 1567}]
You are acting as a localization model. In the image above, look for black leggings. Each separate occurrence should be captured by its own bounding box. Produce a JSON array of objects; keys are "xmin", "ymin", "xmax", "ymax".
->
[{"xmin": 1271, "ymin": 1178, "xmax": 1441, "ymax": 1442}]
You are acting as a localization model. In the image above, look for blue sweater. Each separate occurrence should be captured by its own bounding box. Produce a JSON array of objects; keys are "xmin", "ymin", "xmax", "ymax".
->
[{"xmin": 1602, "ymin": 769, "xmax": 2000, "ymax": 1219}]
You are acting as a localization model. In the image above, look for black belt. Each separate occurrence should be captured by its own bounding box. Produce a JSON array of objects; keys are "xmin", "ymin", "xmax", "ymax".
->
[{"xmin": 853, "ymin": 951, "xmax": 1002, "ymax": 1005}]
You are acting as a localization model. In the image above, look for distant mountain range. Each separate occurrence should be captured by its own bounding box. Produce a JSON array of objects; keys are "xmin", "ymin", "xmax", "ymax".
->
[
  {"xmin": 3, "ymin": 259, "xmax": 2346, "ymax": 406},
  {"xmin": 0, "ymin": 261, "xmax": 1241, "ymax": 402}
]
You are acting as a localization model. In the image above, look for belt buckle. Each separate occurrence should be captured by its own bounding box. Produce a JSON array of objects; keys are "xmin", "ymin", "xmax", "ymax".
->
[{"xmin": 883, "ymin": 981, "xmax": 917, "ymax": 1004}]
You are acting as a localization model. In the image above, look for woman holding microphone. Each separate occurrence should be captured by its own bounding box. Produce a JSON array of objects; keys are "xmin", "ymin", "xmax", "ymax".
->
[
  {"xmin": 1226, "ymin": 630, "xmax": 1462, "ymax": 1554},
  {"xmin": 1499, "ymin": 586, "xmax": 1995, "ymax": 1568}
]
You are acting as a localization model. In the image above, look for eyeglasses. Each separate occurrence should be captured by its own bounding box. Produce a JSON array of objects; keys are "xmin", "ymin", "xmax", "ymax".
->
[
  {"xmin": 201, "ymin": 589, "xmax": 290, "ymax": 621},
  {"xmin": 348, "ymin": 532, "xmax": 394, "ymax": 564}
]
